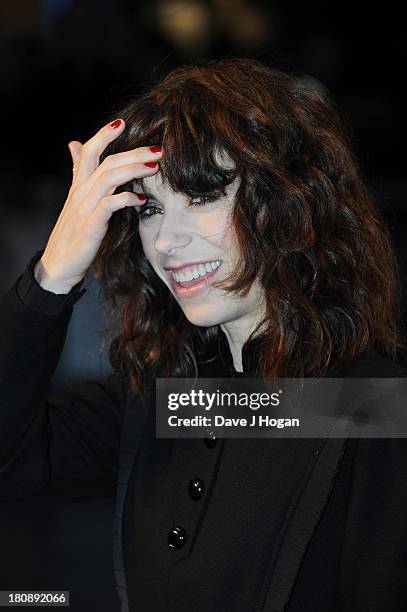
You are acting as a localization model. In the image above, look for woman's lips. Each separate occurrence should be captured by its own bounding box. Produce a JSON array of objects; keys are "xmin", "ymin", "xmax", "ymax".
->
[{"xmin": 169, "ymin": 264, "xmax": 222, "ymax": 298}]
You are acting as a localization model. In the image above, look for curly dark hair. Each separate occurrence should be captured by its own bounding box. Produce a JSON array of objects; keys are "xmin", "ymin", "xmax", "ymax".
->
[{"xmin": 91, "ymin": 57, "xmax": 405, "ymax": 401}]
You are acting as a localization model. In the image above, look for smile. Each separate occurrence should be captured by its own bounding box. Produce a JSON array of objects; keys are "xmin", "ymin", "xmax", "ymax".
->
[
  {"xmin": 168, "ymin": 260, "xmax": 222, "ymax": 298},
  {"xmin": 172, "ymin": 260, "xmax": 221, "ymax": 282}
]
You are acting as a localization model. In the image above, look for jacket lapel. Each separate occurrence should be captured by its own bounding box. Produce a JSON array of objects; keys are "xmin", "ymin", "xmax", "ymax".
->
[{"xmin": 262, "ymin": 435, "xmax": 349, "ymax": 611}]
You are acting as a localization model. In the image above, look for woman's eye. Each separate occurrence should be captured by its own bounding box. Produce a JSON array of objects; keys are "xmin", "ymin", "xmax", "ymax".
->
[
  {"xmin": 189, "ymin": 194, "xmax": 218, "ymax": 207},
  {"xmin": 137, "ymin": 193, "xmax": 221, "ymax": 220},
  {"xmin": 138, "ymin": 203, "xmax": 163, "ymax": 221}
]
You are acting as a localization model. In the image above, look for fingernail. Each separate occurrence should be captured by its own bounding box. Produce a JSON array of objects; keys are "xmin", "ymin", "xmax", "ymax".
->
[
  {"xmin": 144, "ymin": 162, "xmax": 157, "ymax": 168},
  {"xmin": 149, "ymin": 146, "xmax": 162, "ymax": 153},
  {"xmin": 135, "ymin": 193, "xmax": 147, "ymax": 201},
  {"xmin": 110, "ymin": 119, "xmax": 122, "ymax": 129}
]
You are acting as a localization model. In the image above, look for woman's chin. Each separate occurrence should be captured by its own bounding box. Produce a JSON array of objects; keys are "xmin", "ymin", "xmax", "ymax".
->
[{"xmin": 182, "ymin": 306, "xmax": 223, "ymax": 328}]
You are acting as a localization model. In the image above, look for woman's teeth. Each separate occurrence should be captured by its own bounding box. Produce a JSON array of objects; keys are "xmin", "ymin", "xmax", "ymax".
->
[{"xmin": 172, "ymin": 260, "xmax": 221, "ymax": 283}]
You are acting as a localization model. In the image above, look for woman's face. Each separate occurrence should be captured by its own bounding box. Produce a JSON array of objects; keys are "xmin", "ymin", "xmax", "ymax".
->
[{"xmin": 134, "ymin": 171, "xmax": 265, "ymax": 332}]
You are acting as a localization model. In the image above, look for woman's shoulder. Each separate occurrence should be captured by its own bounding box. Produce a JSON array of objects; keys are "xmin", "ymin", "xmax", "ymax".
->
[
  {"xmin": 332, "ymin": 349, "xmax": 407, "ymax": 378},
  {"xmin": 333, "ymin": 350, "xmax": 407, "ymax": 462}
]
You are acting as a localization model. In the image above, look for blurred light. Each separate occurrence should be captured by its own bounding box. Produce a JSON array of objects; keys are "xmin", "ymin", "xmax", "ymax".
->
[
  {"xmin": 213, "ymin": 0, "xmax": 275, "ymax": 49},
  {"xmin": 0, "ymin": 0, "xmax": 41, "ymax": 30},
  {"xmin": 157, "ymin": 0, "xmax": 212, "ymax": 50},
  {"xmin": 41, "ymin": 0, "xmax": 74, "ymax": 32}
]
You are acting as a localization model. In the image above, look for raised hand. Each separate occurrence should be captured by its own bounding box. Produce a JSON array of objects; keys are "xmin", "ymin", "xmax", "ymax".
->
[{"xmin": 34, "ymin": 118, "xmax": 162, "ymax": 294}]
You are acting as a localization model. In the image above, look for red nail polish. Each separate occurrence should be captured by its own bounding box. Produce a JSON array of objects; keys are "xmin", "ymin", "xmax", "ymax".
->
[
  {"xmin": 136, "ymin": 193, "xmax": 147, "ymax": 201},
  {"xmin": 150, "ymin": 146, "xmax": 162, "ymax": 153},
  {"xmin": 144, "ymin": 162, "xmax": 157, "ymax": 168},
  {"xmin": 110, "ymin": 119, "xmax": 122, "ymax": 129}
]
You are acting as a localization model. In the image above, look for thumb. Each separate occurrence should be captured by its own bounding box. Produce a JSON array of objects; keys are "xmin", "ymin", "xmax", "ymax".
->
[{"xmin": 68, "ymin": 141, "xmax": 83, "ymax": 178}]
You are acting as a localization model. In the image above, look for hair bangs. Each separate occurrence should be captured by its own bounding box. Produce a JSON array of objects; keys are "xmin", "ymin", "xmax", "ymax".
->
[{"xmin": 106, "ymin": 84, "xmax": 238, "ymax": 198}]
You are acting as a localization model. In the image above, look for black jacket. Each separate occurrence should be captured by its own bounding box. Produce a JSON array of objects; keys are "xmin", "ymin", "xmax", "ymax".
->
[{"xmin": 1, "ymin": 249, "xmax": 407, "ymax": 612}]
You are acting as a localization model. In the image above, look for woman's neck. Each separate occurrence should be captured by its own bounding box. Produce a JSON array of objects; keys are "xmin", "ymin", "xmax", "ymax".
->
[{"xmin": 219, "ymin": 307, "xmax": 267, "ymax": 373}]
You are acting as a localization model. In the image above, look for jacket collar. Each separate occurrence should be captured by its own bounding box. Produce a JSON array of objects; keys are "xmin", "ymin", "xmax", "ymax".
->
[{"xmin": 214, "ymin": 330, "xmax": 389, "ymax": 379}]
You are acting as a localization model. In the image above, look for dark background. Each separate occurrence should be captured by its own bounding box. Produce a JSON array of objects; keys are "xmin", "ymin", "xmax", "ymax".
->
[{"xmin": 0, "ymin": 1, "xmax": 406, "ymax": 610}]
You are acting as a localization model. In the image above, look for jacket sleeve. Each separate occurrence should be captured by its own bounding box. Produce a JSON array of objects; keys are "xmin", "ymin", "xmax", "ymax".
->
[{"xmin": 0, "ymin": 249, "xmax": 127, "ymax": 501}]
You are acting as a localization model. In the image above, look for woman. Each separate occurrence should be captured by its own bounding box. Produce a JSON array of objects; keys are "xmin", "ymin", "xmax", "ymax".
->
[{"xmin": 1, "ymin": 57, "xmax": 407, "ymax": 611}]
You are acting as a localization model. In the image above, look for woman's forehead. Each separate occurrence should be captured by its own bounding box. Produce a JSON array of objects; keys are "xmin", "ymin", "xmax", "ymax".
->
[{"xmin": 133, "ymin": 173, "xmax": 168, "ymax": 197}]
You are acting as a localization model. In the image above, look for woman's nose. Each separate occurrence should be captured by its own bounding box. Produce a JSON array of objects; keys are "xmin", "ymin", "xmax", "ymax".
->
[{"xmin": 153, "ymin": 215, "xmax": 192, "ymax": 255}]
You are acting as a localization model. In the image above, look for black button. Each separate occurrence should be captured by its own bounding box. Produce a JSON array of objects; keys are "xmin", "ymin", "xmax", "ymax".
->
[
  {"xmin": 188, "ymin": 478, "xmax": 204, "ymax": 501},
  {"xmin": 167, "ymin": 525, "xmax": 187, "ymax": 549},
  {"xmin": 203, "ymin": 436, "xmax": 217, "ymax": 449}
]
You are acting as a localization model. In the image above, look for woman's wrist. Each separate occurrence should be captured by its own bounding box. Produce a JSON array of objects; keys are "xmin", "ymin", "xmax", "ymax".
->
[{"xmin": 33, "ymin": 259, "xmax": 74, "ymax": 295}]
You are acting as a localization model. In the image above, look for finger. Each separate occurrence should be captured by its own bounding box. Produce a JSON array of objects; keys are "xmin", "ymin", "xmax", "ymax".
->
[
  {"xmin": 81, "ymin": 145, "xmax": 163, "ymax": 194},
  {"xmin": 74, "ymin": 118, "xmax": 126, "ymax": 186},
  {"xmin": 72, "ymin": 161, "xmax": 160, "ymax": 213},
  {"xmin": 68, "ymin": 141, "xmax": 83, "ymax": 180},
  {"xmin": 99, "ymin": 146, "xmax": 163, "ymax": 172},
  {"xmin": 87, "ymin": 191, "xmax": 145, "ymax": 228}
]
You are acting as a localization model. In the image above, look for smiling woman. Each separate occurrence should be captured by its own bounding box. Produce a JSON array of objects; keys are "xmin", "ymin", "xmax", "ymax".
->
[
  {"xmin": 92, "ymin": 57, "xmax": 405, "ymax": 397},
  {"xmin": 1, "ymin": 56, "xmax": 407, "ymax": 612},
  {"xmin": 131, "ymin": 173, "xmax": 265, "ymax": 346}
]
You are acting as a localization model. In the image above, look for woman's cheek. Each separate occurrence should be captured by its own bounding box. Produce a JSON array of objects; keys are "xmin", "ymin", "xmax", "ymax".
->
[
  {"xmin": 195, "ymin": 211, "xmax": 232, "ymax": 243},
  {"xmin": 138, "ymin": 224, "xmax": 156, "ymax": 257}
]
